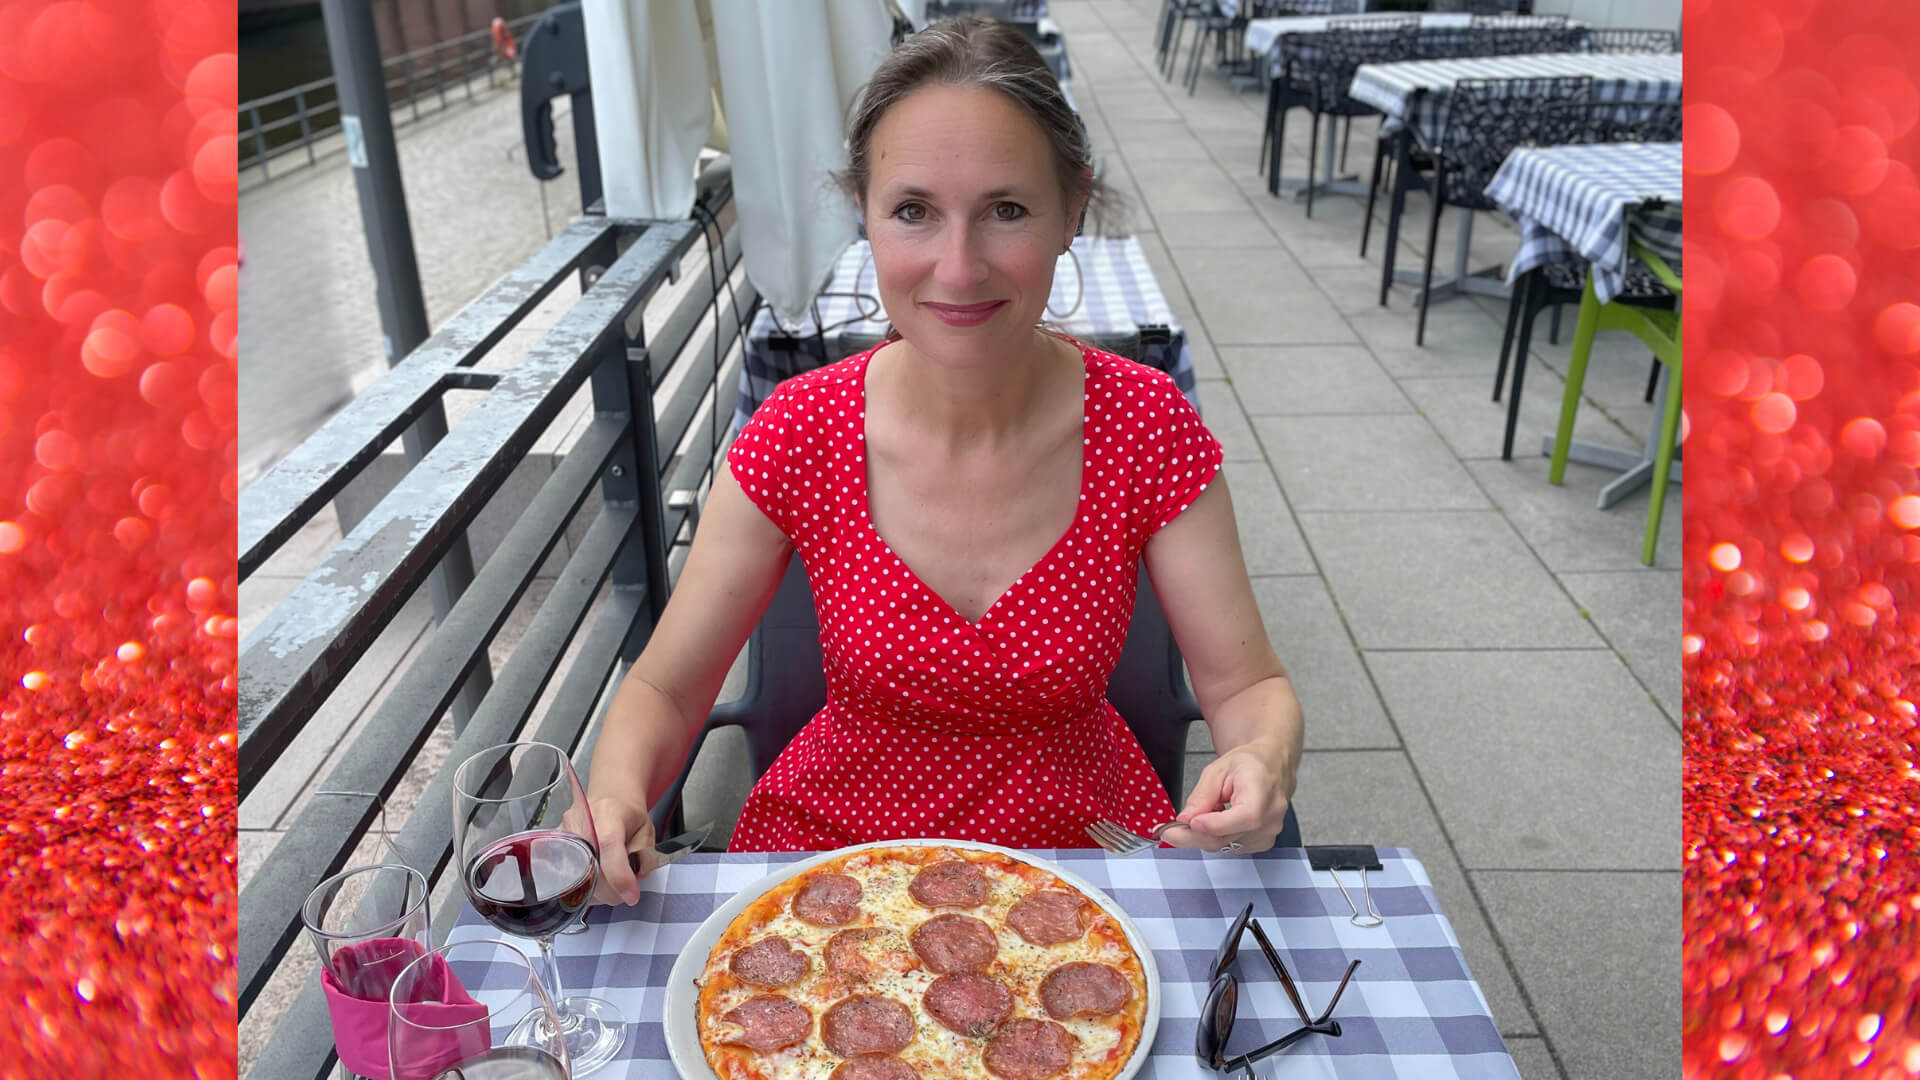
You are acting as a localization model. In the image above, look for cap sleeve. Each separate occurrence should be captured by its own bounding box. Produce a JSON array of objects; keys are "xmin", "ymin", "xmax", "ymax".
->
[
  {"xmin": 725, "ymin": 383, "xmax": 802, "ymax": 536},
  {"xmin": 1132, "ymin": 373, "xmax": 1224, "ymax": 546}
]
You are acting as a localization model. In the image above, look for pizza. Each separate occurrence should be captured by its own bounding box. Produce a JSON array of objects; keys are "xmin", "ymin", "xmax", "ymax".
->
[{"xmin": 694, "ymin": 844, "xmax": 1150, "ymax": 1080}]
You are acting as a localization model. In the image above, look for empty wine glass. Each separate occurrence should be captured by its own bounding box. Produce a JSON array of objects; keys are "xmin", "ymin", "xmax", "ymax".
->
[
  {"xmin": 303, "ymin": 863, "xmax": 432, "ymax": 1001},
  {"xmin": 451, "ymin": 742, "xmax": 626, "ymax": 1075},
  {"xmin": 388, "ymin": 938, "xmax": 568, "ymax": 1080}
]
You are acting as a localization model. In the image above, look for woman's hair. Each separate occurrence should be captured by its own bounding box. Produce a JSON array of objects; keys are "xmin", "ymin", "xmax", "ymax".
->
[{"xmin": 832, "ymin": 15, "xmax": 1123, "ymax": 234}]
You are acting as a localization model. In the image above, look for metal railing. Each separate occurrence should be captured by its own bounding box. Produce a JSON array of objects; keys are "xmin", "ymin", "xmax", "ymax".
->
[
  {"xmin": 236, "ymin": 164, "xmax": 757, "ymax": 1079},
  {"xmin": 241, "ymin": 12, "xmax": 543, "ymax": 183}
]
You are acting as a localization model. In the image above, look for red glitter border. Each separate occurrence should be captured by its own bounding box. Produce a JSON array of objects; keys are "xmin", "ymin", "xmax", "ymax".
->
[
  {"xmin": 1684, "ymin": 0, "xmax": 1920, "ymax": 1075},
  {"xmin": 0, "ymin": 0, "xmax": 238, "ymax": 1074}
]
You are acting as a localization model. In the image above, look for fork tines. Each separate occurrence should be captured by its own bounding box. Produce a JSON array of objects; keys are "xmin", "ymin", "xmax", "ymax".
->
[{"xmin": 1086, "ymin": 818, "xmax": 1155, "ymax": 856}]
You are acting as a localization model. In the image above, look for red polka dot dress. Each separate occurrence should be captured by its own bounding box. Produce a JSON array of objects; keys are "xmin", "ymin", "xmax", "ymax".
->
[{"xmin": 722, "ymin": 340, "xmax": 1223, "ymax": 851}]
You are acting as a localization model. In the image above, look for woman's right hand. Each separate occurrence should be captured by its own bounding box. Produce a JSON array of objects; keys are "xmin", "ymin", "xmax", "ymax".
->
[{"xmin": 583, "ymin": 795, "xmax": 656, "ymax": 905}]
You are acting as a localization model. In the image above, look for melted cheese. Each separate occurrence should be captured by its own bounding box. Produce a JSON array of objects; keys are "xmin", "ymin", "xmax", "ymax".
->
[{"xmin": 698, "ymin": 848, "xmax": 1145, "ymax": 1080}]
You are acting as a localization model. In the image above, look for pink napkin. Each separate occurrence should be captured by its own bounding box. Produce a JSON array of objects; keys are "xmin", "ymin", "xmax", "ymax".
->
[{"xmin": 321, "ymin": 939, "xmax": 490, "ymax": 1080}]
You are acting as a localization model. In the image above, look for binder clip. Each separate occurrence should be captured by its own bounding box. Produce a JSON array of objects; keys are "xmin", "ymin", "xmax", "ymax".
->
[{"xmin": 1307, "ymin": 844, "xmax": 1385, "ymax": 928}]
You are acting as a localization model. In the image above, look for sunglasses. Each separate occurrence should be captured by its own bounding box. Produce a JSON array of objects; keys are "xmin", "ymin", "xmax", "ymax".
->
[{"xmin": 1195, "ymin": 902, "xmax": 1361, "ymax": 1077}]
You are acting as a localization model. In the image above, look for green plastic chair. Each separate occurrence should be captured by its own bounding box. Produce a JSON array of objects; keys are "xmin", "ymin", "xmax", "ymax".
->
[{"xmin": 1546, "ymin": 239, "xmax": 1682, "ymax": 566}]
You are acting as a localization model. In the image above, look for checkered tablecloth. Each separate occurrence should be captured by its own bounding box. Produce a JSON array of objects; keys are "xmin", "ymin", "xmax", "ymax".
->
[
  {"xmin": 445, "ymin": 847, "xmax": 1522, "ymax": 1079},
  {"xmin": 1246, "ymin": 13, "xmax": 1592, "ymax": 73},
  {"xmin": 735, "ymin": 235, "xmax": 1196, "ymax": 431},
  {"xmin": 1485, "ymin": 140, "xmax": 1681, "ymax": 304},
  {"xmin": 1349, "ymin": 52, "xmax": 1681, "ymax": 146}
]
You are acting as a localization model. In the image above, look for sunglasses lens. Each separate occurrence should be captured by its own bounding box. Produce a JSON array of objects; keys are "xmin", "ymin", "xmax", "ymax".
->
[
  {"xmin": 1212, "ymin": 902, "xmax": 1253, "ymax": 981},
  {"xmin": 1195, "ymin": 974, "xmax": 1237, "ymax": 1067}
]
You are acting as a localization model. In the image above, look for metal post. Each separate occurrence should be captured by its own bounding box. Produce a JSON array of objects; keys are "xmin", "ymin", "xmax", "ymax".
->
[
  {"xmin": 251, "ymin": 106, "xmax": 270, "ymax": 181},
  {"xmin": 296, "ymin": 91, "xmax": 315, "ymax": 166},
  {"xmin": 319, "ymin": 0, "xmax": 492, "ymax": 728}
]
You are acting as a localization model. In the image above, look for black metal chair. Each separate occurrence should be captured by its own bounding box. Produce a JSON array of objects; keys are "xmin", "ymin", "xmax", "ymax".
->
[
  {"xmin": 1266, "ymin": 21, "xmax": 1418, "ymax": 216},
  {"xmin": 1467, "ymin": 15, "xmax": 1585, "ymax": 55},
  {"xmin": 1431, "ymin": 0, "xmax": 1518, "ymax": 12},
  {"xmin": 1182, "ymin": 3, "xmax": 1259, "ymax": 96},
  {"xmin": 1403, "ymin": 75, "xmax": 1593, "ymax": 345},
  {"xmin": 1590, "ymin": 27, "xmax": 1680, "ymax": 52},
  {"xmin": 1492, "ymin": 101, "xmax": 1681, "ymax": 459},
  {"xmin": 1158, "ymin": 0, "xmax": 1214, "ymax": 79},
  {"xmin": 647, "ymin": 559, "xmax": 1303, "ymax": 847}
]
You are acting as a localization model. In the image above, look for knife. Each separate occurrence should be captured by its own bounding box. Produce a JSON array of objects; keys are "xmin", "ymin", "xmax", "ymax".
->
[{"xmin": 628, "ymin": 820, "xmax": 714, "ymax": 873}]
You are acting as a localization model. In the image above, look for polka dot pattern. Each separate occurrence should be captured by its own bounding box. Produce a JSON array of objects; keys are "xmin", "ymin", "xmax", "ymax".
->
[{"xmin": 722, "ymin": 342, "xmax": 1221, "ymax": 851}]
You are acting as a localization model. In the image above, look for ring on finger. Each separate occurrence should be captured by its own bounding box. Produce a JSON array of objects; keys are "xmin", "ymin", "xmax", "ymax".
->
[{"xmin": 1218, "ymin": 841, "xmax": 1243, "ymax": 854}]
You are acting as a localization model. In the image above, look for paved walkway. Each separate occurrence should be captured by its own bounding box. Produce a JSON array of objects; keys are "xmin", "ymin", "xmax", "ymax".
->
[{"xmin": 238, "ymin": 5, "xmax": 1679, "ymax": 1076}]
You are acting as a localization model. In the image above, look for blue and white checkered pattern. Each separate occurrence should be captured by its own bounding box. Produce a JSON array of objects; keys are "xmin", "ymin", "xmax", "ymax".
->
[
  {"xmin": 1245, "ymin": 13, "xmax": 1585, "ymax": 77},
  {"xmin": 735, "ymin": 235, "xmax": 1196, "ymax": 431},
  {"xmin": 446, "ymin": 847, "xmax": 1522, "ymax": 1079},
  {"xmin": 1485, "ymin": 141, "xmax": 1681, "ymax": 304},
  {"xmin": 1348, "ymin": 52, "xmax": 1682, "ymax": 146}
]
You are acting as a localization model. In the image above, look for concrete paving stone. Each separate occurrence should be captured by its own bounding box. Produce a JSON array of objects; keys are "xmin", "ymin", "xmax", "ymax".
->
[
  {"xmin": 1505, "ymin": 1036, "xmax": 1562, "ymax": 1079},
  {"xmin": 1297, "ymin": 511, "xmax": 1602, "ymax": 650},
  {"xmin": 238, "ymin": 590, "xmax": 434, "ymax": 830},
  {"xmin": 1466, "ymin": 456, "xmax": 1683, "ymax": 574},
  {"xmin": 237, "ymin": 829, "xmax": 284, "ymax": 893},
  {"xmin": 1304, "ymin": 266, "xmax": 1416, "ymax": 316},
  {"xmin": 1293, "ymin": 750, "xmax": 1536, "ymax": 1037},
  {"xmin": 1365, "ymin": 650, "xmax": 1680, "ymax": 869},
  {"xmin": 1130, "ymin": 232, "xmax": 1225, "ymax": 383},
  {"xmin": 1152, "ymin": 212, "xmax": 1283, "ymax": 248},
  {"xmin": 1221, "ymin": 460, "xmax": 1316, "ymax": 577},
  {"xmin": 1221, "ymin": 345, "xmax": 1413, "ymax": 416},
  {"xmin": 1131, "ymin": 169, "xmax": 1260, "ymax": 214},
  {"xmin": 1253, "ymin": 414, "xmax": 1491, "ymax": 512},
  {"xmin": 1474, "ymin": 870, "xmax": 1680, "ymax": 1079},
  {"xmin": 1170, "ymin": 248, "xmax": 1358, "ymax": 346},
  {"xmin": 1559, "ymin": 570, "xmax": 1682, "ymax": 726},
  {"xmin": 1187, "ymin": 332, "xmax": 1223, "ymax": 379},
  {"xmin": 1347, "ymin": 305, "xmax": 1513, "ymax": 379},
  {"xmin": 1102, "ymin": 98, "xmax": 1190, "ymax": 124},
  {"xmin": 1396, "ymin": 373, "xmax": 1642, "ymax": 463},
  {"xmin": 1252, "ymin": 577, "xmax": 1399, "ymax": 751},
  {"xmin": 1196, "ymin": 380, "xmax": 1264, "ymax": 462},
  {"xmin": 1110, "ymin": 122, "xmax": 1211, "ymax": 161}
]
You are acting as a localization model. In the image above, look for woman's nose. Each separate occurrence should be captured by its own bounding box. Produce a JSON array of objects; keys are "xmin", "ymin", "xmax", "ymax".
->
[{"xmin": 933, "ymin": 224, "xmax": 989, "ymax": 290}]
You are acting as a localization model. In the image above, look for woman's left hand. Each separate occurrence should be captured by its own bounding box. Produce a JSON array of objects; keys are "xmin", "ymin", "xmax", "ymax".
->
[{"xmin": 1161, "ymin": 737, "xmax": 1297, "ymax": 854}]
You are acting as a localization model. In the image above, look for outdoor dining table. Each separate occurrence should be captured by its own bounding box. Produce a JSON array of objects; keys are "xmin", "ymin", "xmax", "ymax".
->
[
  {"xmin": 445, "ymin": 846, "xmax": 1524, "ymax": 1078},
  {"xmin": 1485, "ymin": 139, "xmax": 1682, "ymax": 507},
  {"xmin": 734, "ymin": 234, "xmax": 1198, "ymax": 431},
  {"xmin": 1242, "ymin": 13, "xmax": 1590, "ymax": 201},
  {"xmin": 1347, "ymin": 51, "xmax": 1681, "ymax": 303}
]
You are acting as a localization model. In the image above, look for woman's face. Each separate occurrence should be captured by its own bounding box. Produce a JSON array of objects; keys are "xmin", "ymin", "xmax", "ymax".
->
[{"xmin": 861, "ymin": 83, "xmax": 1081, "ymax": 368}]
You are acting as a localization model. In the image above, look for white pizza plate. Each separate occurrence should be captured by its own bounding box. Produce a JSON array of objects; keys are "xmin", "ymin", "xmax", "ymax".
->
[{"xmin": 662, "ymin": 838, "xmax": 1161, "ymax": 1080}]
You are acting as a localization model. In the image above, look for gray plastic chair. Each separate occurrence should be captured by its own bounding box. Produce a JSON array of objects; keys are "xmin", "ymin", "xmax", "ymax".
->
[{"xmin": 649, "ymin": 559, "xmax": 1302, "ymax": 848}]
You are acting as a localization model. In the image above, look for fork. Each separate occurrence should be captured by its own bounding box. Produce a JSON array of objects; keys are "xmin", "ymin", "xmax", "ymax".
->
[{"xmin": 1085, "ymin": 818, "xmax": 1181, "ymax": 856}]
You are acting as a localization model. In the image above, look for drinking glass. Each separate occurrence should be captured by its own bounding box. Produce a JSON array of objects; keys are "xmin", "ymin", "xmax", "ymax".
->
[
  {"xmin": 388, "ymin": 938, "xmax": 569, "ymax": 1080},
  {"xmin": 451, "ymin": 742, "xmax": 626, "ymax": 1075},
  {"xmin": 303, "ymin": 863, "xmax": 432, "ymax": 1002}
]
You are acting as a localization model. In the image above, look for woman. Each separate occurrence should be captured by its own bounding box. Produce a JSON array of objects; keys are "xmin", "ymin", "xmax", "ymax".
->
[{"xmin": 585, "ymin": 16, "xmax": 1304, "ymax": 905}]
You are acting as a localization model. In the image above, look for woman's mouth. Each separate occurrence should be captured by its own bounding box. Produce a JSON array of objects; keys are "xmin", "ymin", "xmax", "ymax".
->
[{"xmin": 921, "ymin": 300, "xmax": 1007, "ymax": 327}]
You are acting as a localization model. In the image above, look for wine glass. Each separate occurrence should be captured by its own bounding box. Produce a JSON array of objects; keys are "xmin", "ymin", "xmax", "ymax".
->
[
  {"xmin": 302, "ymin": 863, "xmax": 432, "ymax": 1001},
  {"xmin": 451, "ymin": 742, "xmax": 626, "ymax": 1075},
  {"xmin": 388, "ymin": 938, "xmax": 569, "ymax": 1080}
]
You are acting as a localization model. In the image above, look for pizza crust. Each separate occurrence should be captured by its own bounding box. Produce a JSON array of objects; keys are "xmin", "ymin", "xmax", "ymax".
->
[{"xmin": 696, "ymin": 846, "xmax": 1148, "ymax": 1080}]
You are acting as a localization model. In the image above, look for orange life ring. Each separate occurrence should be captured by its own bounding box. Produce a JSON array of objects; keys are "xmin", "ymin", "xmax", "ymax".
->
[{"xmin": 491, "ymin": 17, "xmax": 517, "ymax": 62}]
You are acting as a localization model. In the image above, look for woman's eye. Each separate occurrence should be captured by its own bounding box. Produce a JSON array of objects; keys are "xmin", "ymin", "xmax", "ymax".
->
[
  {"xmin": 893, "ymin": 203, "xmax": 927, "ymax": 223},
  {"xmin": 993, "ymin": 203, "xmax": 1028, "ymax": 221}
]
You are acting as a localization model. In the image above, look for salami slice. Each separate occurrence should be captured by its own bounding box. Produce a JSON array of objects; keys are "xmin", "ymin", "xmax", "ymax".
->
[
  {"xmin": 821, "ymin": 926, "xmax": 887, "ymax": 976},
  {"xmin": 1038, "ymin": 962, "xmax": 1132, "ymax": 1019},
  {"xmin": 909, "ymin": 914, "xmax": 998, "ymax": 974},
  {"xmin": 821, "ymin": 995, "xmax": 915, "ymax": 1057},
  {"xmin": 982, "ymin": 1019, "xmax": 1076, "ymax": 1079},
  {"xmin": 721, "ymin": 995, "xmax": 812, "ymax": 1052},
  {"xmin": 923, "ymin": 972, "xmax": 1014, "ymax": 1037},
  {"xmin": 727, "ymin": 937, "xmax": 808, "ymax": 988},
  {"xmin": 908, "ymin": 858, "xmax": 989, "ymax": 909},
  {"xmin": 831, "ymin": 1055, "xmax": 921, "ymax": 1080},
  {"xmin": 793, "ymin": 873, "xmax": 863, "ymax": 926},
  {"xmin": 1006, "ymin": 890, "xmax": 1089, "ymax": 946}
]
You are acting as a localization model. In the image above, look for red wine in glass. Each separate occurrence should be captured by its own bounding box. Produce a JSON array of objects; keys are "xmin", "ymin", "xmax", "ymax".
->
[
  {"xmin": 428, "ymin": 1045, "xmax": 569, "ymax": 1080},
  {"xmin": 465, "ymin": 830, "xmax": 598, "ymax": 940}
]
